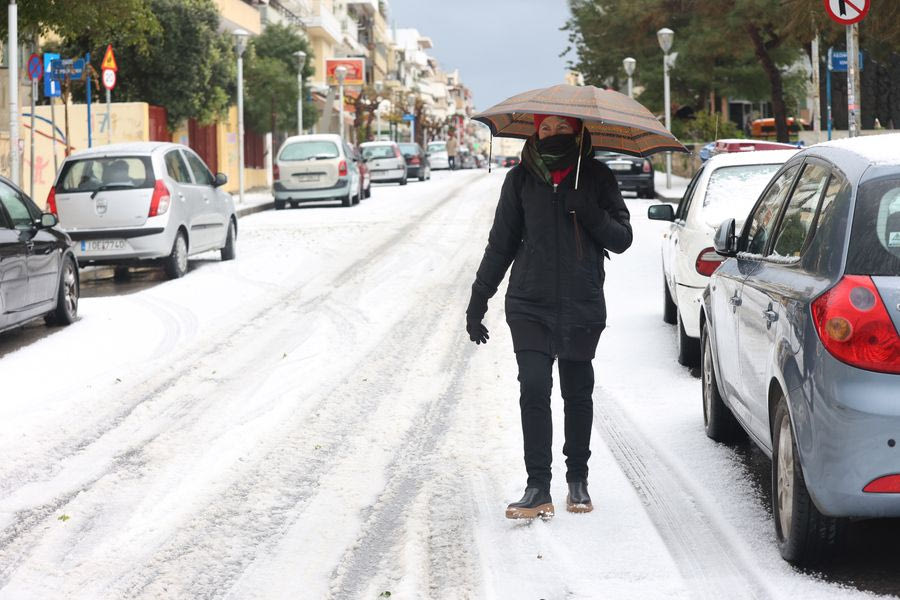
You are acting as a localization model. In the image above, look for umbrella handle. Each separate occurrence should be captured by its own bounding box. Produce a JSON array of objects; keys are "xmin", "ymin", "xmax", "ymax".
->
[{"xmin": 574, "ymin": 127, "xmax": 584, "ymax": 190}]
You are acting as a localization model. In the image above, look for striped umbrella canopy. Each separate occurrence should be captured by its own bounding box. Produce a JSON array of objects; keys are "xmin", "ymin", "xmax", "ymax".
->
[{"xmin": 472, "ymin": 84, "xmax": 688, "ymax": 157}]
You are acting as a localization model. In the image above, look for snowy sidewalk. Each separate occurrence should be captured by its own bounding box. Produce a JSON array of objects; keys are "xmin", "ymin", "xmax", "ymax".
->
[
  {"xmin": 653, "ymin": 170, "xmax": 691, "ymax": 203},
  {"xmin": 235, "ymin": 189, "xmax": 274, "ymax": 218}
]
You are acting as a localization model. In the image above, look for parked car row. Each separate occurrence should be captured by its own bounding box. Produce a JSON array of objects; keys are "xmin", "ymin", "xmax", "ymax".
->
[{"xmin": 650, "ymin": 134, "xmax": 900, "ymax": 566}]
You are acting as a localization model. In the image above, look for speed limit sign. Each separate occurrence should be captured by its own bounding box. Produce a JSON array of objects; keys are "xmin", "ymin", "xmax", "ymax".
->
[{"xmin": 102, "ymin": 68, "xmax": 116, "ymax": 90}]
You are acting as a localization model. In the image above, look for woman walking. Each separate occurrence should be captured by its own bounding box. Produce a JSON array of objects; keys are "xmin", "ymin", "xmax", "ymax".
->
[{"xmin": 466, "ymin": 114, "xmax": 633, "ymax": 519}]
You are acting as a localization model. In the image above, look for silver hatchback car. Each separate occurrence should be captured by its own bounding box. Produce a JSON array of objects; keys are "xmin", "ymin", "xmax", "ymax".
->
[
  {"xmin": 273, "ymin": 134, "xmax": 362, "ymax": 209},
  {"xmin": 50, "ymin": 142, "xmax": 237, "ymax": 279},
  {"xmin": 702, "ymin": 134, "xmax": 900, "ymax": 565}
]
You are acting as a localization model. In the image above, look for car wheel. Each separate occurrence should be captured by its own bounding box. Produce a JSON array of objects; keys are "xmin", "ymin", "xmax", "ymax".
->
[
  {"xmin": 365, "ymin": 184, "xmax": 371, "ymax": 199},
  {"xmin": 45, "ymin": 256, "xmax": 79, "ymax": 326},
  {"xmin": 701, "ymin": 325, "xmax": 741, "ymax": 443},
  {"xmin": 677, "ymin": 310, "xmax": 701, "ymax": 367},
  {"xmin": 772, "ymin": 396, "xmax": 845, "ymax": 565},
  {"xmin": 163, "ymin": 231, "xmax": 189, "ymax": 279},
  {"xmin": 342, "ymin": 189, "xmax": 353, "ymax": 207},
  {"xmin": 221, "ymin": 219, "xmax": 236, "ymax": 261},
  {"xmin": 662, "ymin": 275, "xmax": 677, "ymax": 324},
  {"xmin": 290, "ymin": 201, "xmax": 299, "ymax": 209},
  {"xmin": 275, "ymin": 200, "xmax": 286, "ymax": 210},
  {"xmin": 399, "ymin": 176, "xmax": 408, "ymax": 186}
]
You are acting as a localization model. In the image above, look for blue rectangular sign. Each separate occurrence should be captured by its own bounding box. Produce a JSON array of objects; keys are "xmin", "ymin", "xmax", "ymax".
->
[
  {"xmin": 829, "ymin": 50, "xmax": 864, "ymax": 72},
  {"xmin": 43, "ymin": 52, "xmax": 60, "ymax": 97},
  {"xmin": 401, "ymin": 113, "xmax": 415, "ymax": 122}
]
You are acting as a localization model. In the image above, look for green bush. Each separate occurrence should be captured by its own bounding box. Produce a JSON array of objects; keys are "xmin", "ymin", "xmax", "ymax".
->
[{"xmin": 673, "ymin": 111, "xmax": 742, "ymax": 144}]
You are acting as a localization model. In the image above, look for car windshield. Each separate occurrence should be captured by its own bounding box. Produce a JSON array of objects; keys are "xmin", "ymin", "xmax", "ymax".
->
[
  {"xmin": 280, "ymin": 141, "xmax": 339, "ymax": 161},
  {"xmin": 398, "ymin": 144, "xmax": 418, "ymax": 155},
  {"xmin": 846, "ymin": 176, "xmax": 900, "ymax": 276},
  {"xmin": 362, "ymin": 145, "xmax": 396, "ymax": 159},
  {"xmin": 57, "ymin": 156, "xmax": 154, "ymax": 193},
  {"xmin": 701, "ymin": 163, "xmax": 782, "ymax": 226},
  {"xmin": 427, "ymin": 142, "xmax": 446, "ymax": 153}
]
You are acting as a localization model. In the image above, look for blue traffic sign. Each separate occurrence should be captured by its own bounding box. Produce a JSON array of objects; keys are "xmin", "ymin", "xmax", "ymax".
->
[
  {"xmin": 50, "ymin": 57, "xmax": 86, "ymax": 79},
  {"xmin": 401, "ymin": 113, "xmax": 415, "ymax": 122},
  {"xmin": 43, "ymin": 53, "xmax": 60, "ymax": 97},
  {"xmin": 828, "ymin": 49, "xmax": 864, "ymax": 72}
]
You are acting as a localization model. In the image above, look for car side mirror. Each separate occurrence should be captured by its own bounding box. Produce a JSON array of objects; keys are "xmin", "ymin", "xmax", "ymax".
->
[
  {"xmin": 214, "ymin": 173, "xmax": 228, "ymax": 187},
  {"xmin": 713, "ymin": 218, "xmax": 738, "ymax": 257},
  {"xmin": 647, "ymin": 204, "xmax": 675, "ymax": 222},
  {"xmin": 40, "ymin": 213, "xmax": 58, "ymax": 228}
]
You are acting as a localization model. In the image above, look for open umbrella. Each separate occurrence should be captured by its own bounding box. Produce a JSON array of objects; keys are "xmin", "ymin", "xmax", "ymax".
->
[{"xmin": 473, "ymin": 83, "xmax": 688, "ymax": 158}]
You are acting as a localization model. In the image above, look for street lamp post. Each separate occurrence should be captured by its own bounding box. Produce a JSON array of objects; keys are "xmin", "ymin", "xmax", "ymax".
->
[
  {"xmin": 407, "ymin": 95, "xmax": 415, "ymax": 143},
  {"xmin": 657, "ymin": 27, "xmax": 674, "ymax": 190},
  {"xmin": 374, "ymin": 80, "xmax": 383, "ymax": 141},
  {"xmin": 623, "ymin": 57, "xmax": 636, "ymax": 99},
  {"xmin": 8, "ymin": 0, "xmax": 18, "ymax": 186},
  {"xmin": 294, "ymin": 50, "xmax": 306, "ymax": 135},
  {"xmin": 234, "ymin": 28, "xmax": 248, "ymax": 205},
  {"xmin": 335, "ymin": 65, "xmax": 347, "ymax": 140}
]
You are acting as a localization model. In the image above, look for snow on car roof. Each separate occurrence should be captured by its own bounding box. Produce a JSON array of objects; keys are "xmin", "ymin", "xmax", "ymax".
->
[
  {"xmin": 814, "ymin": 133, "xmax": 900, "ymax": 165},
  {"xmin": 703, "ymin": 148, "xmax": 798, "ymax": 169}
]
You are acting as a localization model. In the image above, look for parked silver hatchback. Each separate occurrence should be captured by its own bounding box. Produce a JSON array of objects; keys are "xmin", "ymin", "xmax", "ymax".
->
[
  {"xmin": 49, "ymin": 142, "xmax": 237, "ymax": 279},
  {"xmin": 360, "ymin": 141, "xmax": 408, "ymax": 185},
  {"xmin": 273, "ymin": 134, "xmax": 362, "ymax": 209}
]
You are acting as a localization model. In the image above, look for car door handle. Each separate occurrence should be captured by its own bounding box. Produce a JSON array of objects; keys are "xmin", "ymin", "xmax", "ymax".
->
[
  {"xmin": 764, "ymin": 308, "xmax": 779, "ymax": 323},
  {"xmin": 177, "ymin": 192, "xmax": 186, "ymax": 202},
  {"xmin": 203, "ymin": 196, "xmax": 210, "ymax": 203},
  {"xmin": 25, "ymin": 240, "xmax": 34, "ymax": 251},
  {"xmin": 729, "ymin": 295, "xmax": 742, "ymax": 307}
]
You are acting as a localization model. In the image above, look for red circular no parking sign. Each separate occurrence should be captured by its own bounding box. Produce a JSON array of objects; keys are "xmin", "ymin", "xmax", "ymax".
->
[{"xmin": 824, "ymin": 0, "xmax": 869, "ymax": 25}]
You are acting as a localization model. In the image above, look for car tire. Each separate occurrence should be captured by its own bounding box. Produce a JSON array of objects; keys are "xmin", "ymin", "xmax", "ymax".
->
[
  {"xmin": 163, "ymin": 231, "xmax": 189, "ymax": 280},
  {"xmin": 399, "ymin": 175, "xmax": 408, "ymax": 186},
  {"xmin": 701, "ymin": 325, "xmax": 741, "ymax": 443},
  {"xmin": 772, "ymin": 396, "xmax": 846, "ymax": 565},
  {"xmin": 221, "ymin": 219, "xmax": 236, "ymax": 261},
  {"xmin": 342, "ymin": 189, "xmax": 353, "ymax": 207},
  {"xmin": 677, "ymin": 310, "xmax": 701, "ymax": 367},
  {"xmin": 365, "ymin": 184, "xmax": 371, "ymax": 199},
  {"xmin": 419, "ymin": 168, "xmax": 427, "ymax": 182},
  {"xmin": 662, "ymin": 275, "xmax": 677, "ymax": 324},
  {"xmin": 275, "ymin": 200, "xmax": 286, "ymax": 210},
  {"xmin": 45, "ymin": 256, "xmax": 79, "ymax": 326},
  {"xmin": 290, "ymin": 201, "xmax": 299, "ymax": 209}
]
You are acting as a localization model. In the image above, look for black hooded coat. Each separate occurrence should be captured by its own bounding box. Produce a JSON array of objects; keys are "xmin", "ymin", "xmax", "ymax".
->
[{"xmin": 468, "ymin": 144, "xmax": 633, "ymax": 360}]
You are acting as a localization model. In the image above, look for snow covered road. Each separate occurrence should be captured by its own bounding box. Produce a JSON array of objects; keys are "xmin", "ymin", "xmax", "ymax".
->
[{"xmin": 0, "ymin": 169, "xmax": 898, "ymax": 599}]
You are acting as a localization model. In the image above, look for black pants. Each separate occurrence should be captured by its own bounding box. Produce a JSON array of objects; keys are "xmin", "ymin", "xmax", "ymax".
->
[
  {"xmin": 448, "ymin": 156, "xmax": 456, "ymax": 170},
  {"xmin": 515, "ymin": 350, "xmax": 594, "ymax": 490}
]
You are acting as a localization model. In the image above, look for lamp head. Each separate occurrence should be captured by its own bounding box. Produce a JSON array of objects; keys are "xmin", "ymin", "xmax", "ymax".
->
[
  {"xmin": 294, "ymin": 50, "xmax": 307, "ymax": 70},
  {"xmin": 623, "ymin": 57, "xmax": 636, "ymax": 76},
  {"xmin": 233, "ymin": 28, "xmax": 249, "ymax": 55},
  {"xmin": 657, "ymin": 28, "xmax": 674, "ymax": 53}
]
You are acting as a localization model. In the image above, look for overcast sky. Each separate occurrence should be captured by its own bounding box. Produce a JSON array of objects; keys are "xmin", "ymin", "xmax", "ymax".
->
[{"xmin": 385, "ymin": 0, "xmax": 573, "ymax": 111}]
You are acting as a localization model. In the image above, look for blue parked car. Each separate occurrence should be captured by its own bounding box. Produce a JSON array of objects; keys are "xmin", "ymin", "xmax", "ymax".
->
[{"xmin": 701, "ymin": 133, "xmax": 900, "ymax": 565}]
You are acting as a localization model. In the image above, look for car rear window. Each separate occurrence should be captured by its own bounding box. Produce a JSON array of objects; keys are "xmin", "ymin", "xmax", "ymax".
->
[
  {"xmin": 57, "ymin": 156, "xmax": 154, "ymax": 193},
  {"xmin": 846, "ymin": 176, "xmax": 900, "ymax": 276},
  {"xmin": 702, "ymin": 163, "xmax": 782, "ymax": 226},
  {"xmin": 362, "ymin": 145, "xmax": 396, "ymax": 159},
  {"xmin": 399, "ymin": 144, "xmax": 418, "ymax": 154},
  {"xmin": 427, "ymin": 142, "xmax": 446, "ymax": 153},
  {"xmin": 279, "ymin": 141, "xmax": 339, "ymax": 161}
]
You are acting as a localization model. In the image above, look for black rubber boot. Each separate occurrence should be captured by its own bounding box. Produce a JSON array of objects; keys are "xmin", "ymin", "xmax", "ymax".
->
[
  {"xmin": 506, "ymin": 487, "xmax": 554, "ymax": 520},
  {"xmin": 566, "ymin": 481, "xmax": 593, "ymax": 513}
]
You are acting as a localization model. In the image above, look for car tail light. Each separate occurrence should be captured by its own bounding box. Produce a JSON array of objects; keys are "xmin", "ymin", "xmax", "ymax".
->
[
  {"xmin": 695, "ymin": 247, "xmax": 724, "ymax": 277},
  {"xmin": 149, "ymin": 180, "xmax": 171, "ymax": 217},
  {"xmin": 642, "ymin": 160, "xmax": 652, "ymax": 173},
  {"xmin": 864, "ymin": 474, "xmax": 900, "ymax": 493},
  {"xmin": 46, "ymin": 187, "xmax": 57, "ymax": 216},
  {"xmin": 338, "ymin": 160, "xmax": 348, "ymax": 176},
  {"xmin": 409, "ymin": 156, "xmax": 420, "ymax": 165},
  {"xmin": 811, "ymin": 275, "xmax": 900, "ymax": 374},
  {"xmin": 273, "ymin": 163, "xmax": 280, "ymax": 181},
  {"xmin": 393, "ymin": 146, "xmax": 403, "ymax": 159}
]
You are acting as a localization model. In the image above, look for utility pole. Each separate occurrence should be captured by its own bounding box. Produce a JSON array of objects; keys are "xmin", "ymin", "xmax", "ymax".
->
[
  {"xmin": 846, "ymin": 23, "xmax": 861, "ymax": 137},
  {"xmin": 8, "ymin": 0, "xmax": 19, "ymax": 185},
  {"xmin": 811, "ymin": 32, "xmax": 821, "ymax": 142}
]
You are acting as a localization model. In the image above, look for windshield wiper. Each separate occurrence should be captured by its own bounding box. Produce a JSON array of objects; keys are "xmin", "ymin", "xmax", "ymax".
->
[{"xmin": 90, "ymin": 183, "xmax": 136, "ymax": 199}]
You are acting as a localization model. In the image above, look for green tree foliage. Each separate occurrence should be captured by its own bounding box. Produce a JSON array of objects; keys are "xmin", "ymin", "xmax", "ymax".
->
[
  {"xmin": 1, "ymin": 0, "xmax": 158, "ymax": 53},
  {"xmin": 565, "ymin": 0, "xmax": 900, "ymax": 142},
  {"xmin": 243, "ymin": 23, "xmax": 318, "ymax": 138},
  {"xmin": 62, "ymin": 0, "xmax": 234, "ymax": 131}
]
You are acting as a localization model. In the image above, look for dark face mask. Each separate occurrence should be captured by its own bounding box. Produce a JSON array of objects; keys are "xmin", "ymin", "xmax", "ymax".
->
[{"xmin": 536, "ymin": 133, "xmax": 577, "ymax": 156}]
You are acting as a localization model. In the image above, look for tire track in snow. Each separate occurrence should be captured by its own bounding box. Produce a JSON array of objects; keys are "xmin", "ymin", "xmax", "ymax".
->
[
  {"xmin": 593, "ymin": 392, "xmax": 775, "ymax": 600},
  {"xmin": 0, "ymin": 174, "xmax": 488, "ymax": 588}
]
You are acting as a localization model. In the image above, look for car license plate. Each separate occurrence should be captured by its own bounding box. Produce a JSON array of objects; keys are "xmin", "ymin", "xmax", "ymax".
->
[
  {"xmin": 296, "ymin": 174, "xmax": 320, "ymax": 183},
  {"xmin": 608, "ymin": 163, "xmax": 631, "ymax": 171},
  {"xmin": 81, "ymin": 239, "xmax": 126, "ymax": 252}
]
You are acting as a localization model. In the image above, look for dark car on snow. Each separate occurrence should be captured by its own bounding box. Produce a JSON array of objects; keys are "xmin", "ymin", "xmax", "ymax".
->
[
  {"xmin": 594, "ymin": 150, "xmax": 655, "ymax": 198},
  {"xmin": 398, "ymin": 143, "xmax": 431, "ymax": 181},
  {"xmin": 702, "ymin": 133, "xmax": 900, "ymax": 565},
  {"xmin": 0, "ymin": 176, "xmax": 79, "ymax": 333}
]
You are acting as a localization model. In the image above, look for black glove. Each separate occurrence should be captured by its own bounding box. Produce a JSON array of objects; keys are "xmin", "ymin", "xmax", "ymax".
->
[
  {"xmin": 466, "ymin": 289, "xmax": 490, "ymax": 345},
  {"xmin": 565, "ymin": 190, "xmax": 610, "ymax": 231}
]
